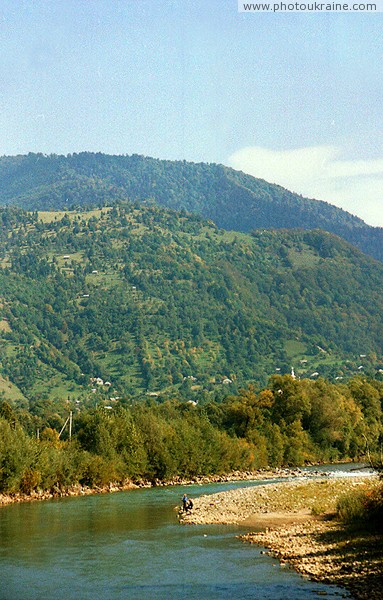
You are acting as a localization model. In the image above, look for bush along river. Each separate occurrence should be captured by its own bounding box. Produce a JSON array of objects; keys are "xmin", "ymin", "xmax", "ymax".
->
[{"xmin": 0, "ymin": 468, "xmax": 357, "ymax": 600}]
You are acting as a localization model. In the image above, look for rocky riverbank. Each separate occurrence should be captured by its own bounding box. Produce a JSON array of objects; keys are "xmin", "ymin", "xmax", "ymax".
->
[
  {"xmin": 0, "ymin": 480, "xmax": 139, "ymax": 506},
  {"xmin": 0, "ymin": 466, "xmax": 324, "ymax": 506},
  {"xmin": 180, "ymin": 475, "xmax": 382, "ymax": 600}
]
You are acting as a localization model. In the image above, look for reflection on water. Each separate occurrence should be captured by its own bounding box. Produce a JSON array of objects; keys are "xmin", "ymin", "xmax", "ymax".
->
[{"xmin": 0, "ymin": 477, "xmax": 352, "ymax": 599}]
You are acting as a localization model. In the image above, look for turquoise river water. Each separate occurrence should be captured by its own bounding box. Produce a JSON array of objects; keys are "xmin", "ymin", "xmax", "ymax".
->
[{"xmin": 0, "ymin": 467, "xmax": 359, "ymax": 600}]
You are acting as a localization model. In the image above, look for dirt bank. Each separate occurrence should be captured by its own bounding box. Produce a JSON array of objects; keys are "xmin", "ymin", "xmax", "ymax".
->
[{"xmin": 180, "ymin": 475, "xmax": 382, "ymax": 600}]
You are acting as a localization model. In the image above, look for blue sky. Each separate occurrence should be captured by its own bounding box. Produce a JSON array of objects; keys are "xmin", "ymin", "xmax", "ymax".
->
[{"xmin": 1, "ymin": 0, "xmax": 382, "ymax": 225}]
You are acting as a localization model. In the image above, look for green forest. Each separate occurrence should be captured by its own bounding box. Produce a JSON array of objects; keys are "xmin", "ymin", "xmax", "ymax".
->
[
  {"xmin": 1, "ymin": 374, "xmax": 382, "ymax": 496},
  {"xmin": 0, "ymin": 152, "xmax": 382, "ymax": 261},
  {"xmin": 1, "ymin": 196, "xmax": 383, "ymax": 497},
  {"xmin": 1, "ymin": 203, "xmax": 383, "ymax": 409}
]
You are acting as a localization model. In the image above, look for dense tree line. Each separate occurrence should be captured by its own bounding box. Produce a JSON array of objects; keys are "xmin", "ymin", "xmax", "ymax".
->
[{"xmin": 0, "ymin": 375, "xmax": 382, "ymax": 495}]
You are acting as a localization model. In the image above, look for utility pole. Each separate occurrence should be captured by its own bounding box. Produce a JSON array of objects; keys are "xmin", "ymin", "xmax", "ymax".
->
[{"xmin": 59, "ymin": 412, "xmax": 73, "ymax": 440}]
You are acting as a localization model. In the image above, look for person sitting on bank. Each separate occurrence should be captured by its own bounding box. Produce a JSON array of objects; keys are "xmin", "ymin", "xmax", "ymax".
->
[{"xmin": 186, "ymin": 498, "xmax": 193, "ymax": 511}]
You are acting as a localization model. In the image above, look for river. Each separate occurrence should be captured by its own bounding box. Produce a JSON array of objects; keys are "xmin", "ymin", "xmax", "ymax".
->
[{"xmin": 0, "ymin": 468, "xmax": 358, "ymax": 600}]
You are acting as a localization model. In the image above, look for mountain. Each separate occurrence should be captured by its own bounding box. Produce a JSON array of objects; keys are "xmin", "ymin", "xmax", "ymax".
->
[
  {"xmin": 1, "ymin": 202, "xmax": 382, "ymax": 407},
  {"xmin": 0, "ymin": 152, "xmax": 382, "ymax": 262}
]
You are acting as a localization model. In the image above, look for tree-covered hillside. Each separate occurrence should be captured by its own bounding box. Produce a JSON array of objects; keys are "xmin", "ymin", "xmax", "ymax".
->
[
  {"xmin": 0, "ymin": 152, "xmax": 382, "ymax": 261},
  {"xmin": 1, "ymin": 203, "xmax": 383, "ymax": 408}
]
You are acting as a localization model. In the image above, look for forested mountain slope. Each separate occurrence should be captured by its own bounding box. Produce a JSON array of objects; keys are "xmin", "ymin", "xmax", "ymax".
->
[
  {"xmin": 1, "ymin": 203, "xmax": 382, "ymax": 407},
  {"xmin": 0, "ymin": 152, "xmax": 382, "ymax": 261}
]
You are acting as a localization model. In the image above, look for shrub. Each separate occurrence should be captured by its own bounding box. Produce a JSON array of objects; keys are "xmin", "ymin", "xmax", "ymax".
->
[
  {"xmin": 336, "ymin": 489, "xmax": 366, "ymax": 523},
  {"xmin": 20, "ymin": 468, "xmax": 42, "ymax": 494},
  {"xmin": 363, "ymin": 484, "xmax": 383, "ymax": 530},
  {"xmin": 337, "ymin": 483, "xmax": 383, "ymax": 529}
]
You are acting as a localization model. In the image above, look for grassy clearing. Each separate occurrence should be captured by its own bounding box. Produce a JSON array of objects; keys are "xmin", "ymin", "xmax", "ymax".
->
[
  {"xmin": 0, "ymin": 375, "xmax": 27, "ymax": 403},
  {"xmin": 251, "ymin": 477, "xmax": 381, "ymax": 517},
  {"xmin": 27, "ymin": 365, "xmax": 84, "ymax": 401},
  {"xmin": 84, "ymin": 271, "xmax": 123, "ymax": 286},
  {"xmin": 38, "ymin": 208, "xmax": 112, "ymax": 223},
  {"xmin": 54, "ymin": 251, "xmax": 85, "ymax": 268},
  {"xmin": 284, "ymin": 339, "xmax": 308, "ymax": 359},
  {"xmin": 288, "ymin": 247, "xmax": 321, "ymax": 269},
  {"xmin": 0, "ymin": 319, "xmax": 11, "ymax": 333}
]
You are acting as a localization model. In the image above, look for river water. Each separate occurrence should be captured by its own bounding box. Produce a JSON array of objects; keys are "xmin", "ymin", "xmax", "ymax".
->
[{"xmin": 0, "ymin": 467, "xmax": 363, "ymax": 600}]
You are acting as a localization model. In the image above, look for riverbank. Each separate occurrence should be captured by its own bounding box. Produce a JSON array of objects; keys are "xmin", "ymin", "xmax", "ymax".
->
[
  {"xmin": 0, "ymin": 466, "xmax": 325, "ymax": 506},
  {"xmin": 180, "ymin": 475, "xmax": 382, "ymax": 600}
]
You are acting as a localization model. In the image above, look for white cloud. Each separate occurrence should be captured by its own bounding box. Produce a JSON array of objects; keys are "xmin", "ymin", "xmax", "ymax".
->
[{"xmin": 228, "ymin": 145, "xmax": 383, "ymax": 227}]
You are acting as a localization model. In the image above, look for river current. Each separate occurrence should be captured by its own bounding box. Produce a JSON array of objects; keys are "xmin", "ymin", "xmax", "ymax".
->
[{"xmin": 0, "ymin": 465, "xmax": 363, "ymax": 599}]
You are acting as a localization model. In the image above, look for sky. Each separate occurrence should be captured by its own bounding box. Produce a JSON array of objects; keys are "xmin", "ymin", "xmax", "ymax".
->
[{"xmin": 0, "ymin": 0, "xmax": 382, "ymax": 226}]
